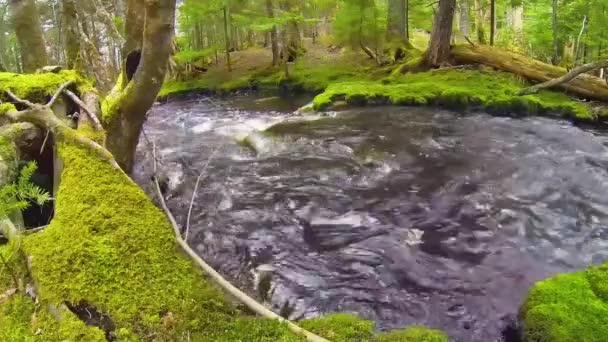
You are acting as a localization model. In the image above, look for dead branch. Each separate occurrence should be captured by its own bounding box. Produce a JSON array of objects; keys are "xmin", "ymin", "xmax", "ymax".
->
[
  {"xmin": 185, "ymin": 146, "xmax": 222, "ymax": 241},
  {"xmin": 47, "ymin": 81, "xmax": 74, "ymax": 107},
  {"xmin": 519, "ymin": 59, "xmax": 608, "ymax": 96},
  {"xmin": 6, "ymin": 90, "xmax": 36, "ymax": 108},
  {"xmin": 464, "ymin": 36, "xmax": 476, "ymax": 47},
  {"xmin": 63, "ymin": 89, "xmax": 103, "ymax": 130},
  {"xmin": 149, "ymin": 142, "xmax": 330, "ymax": 342}
]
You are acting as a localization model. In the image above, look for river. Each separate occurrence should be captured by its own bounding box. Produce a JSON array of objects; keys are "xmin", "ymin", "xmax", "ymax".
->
[{"xmin": 133, "ymin": 95, "xmax": 608, "ymax": 342}]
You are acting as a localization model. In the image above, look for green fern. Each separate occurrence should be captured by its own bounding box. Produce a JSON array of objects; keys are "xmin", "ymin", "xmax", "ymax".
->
[{"xmin": 0, "ymin": 161, "xmax": 51, "ymax": 219}]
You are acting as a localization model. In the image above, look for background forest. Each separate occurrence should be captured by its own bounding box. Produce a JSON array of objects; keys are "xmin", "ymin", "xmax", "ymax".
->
[{"xmin": 1, "ymin": 0, "xmax": 607, "ymax": 92}]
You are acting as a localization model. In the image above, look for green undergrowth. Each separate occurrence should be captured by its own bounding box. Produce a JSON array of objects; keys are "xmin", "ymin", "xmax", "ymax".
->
[
  {"xmin": 520, "ymin": 264, "xmax": 608, "ymax": 342},
  {"xmin": 159, "ymin": 49, "xmax": 381, "ymax": 99},
  {"xmin": 0, "ymin": 71, "xmax": 93, "ymax": 104},
  {"xmin": 312, "ymin": 68, "xmax": 593, "ymax": 121}
]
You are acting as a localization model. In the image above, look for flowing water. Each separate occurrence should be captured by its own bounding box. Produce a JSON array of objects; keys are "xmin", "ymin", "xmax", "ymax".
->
[{"xmin": 134, "ymin": 95, "xmax": 608, "ymax": 342}]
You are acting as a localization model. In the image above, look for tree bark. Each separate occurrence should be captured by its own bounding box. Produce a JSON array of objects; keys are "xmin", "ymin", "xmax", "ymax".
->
[
  {"xmin": 424, "ymin": 0, "xmax": 457, "ymax": 66},
  {"xmin": 61, "ymin": 0, "xmax": 80, "ymax": 69},
  {"xmin": 451, "ymin": 45, "xmax": 608, "ymax": 101},
  {"xmin": 9, "ymin": 0, "xmax": 48, "ymax": 72},
  {"xmin": 104, "ymin": 0, "xmax": 177, "ymax": 173},
  {"xmin": 265, "ymin": 0, "xmax": 280, "ymax": 66}
]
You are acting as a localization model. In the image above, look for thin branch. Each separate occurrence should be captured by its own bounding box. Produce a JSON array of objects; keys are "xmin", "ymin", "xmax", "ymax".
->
[
  {"xmin": 47, "ymin": 81, "xmax": 74, "ymax": 107},
  {"xmin": 185, "ymin": 146, "xmax": 222, "ymax": 241},
  {"xmin": 63, "ymin": 89, "xmax": 103, "ymax": 130},
  {"xmin": 149, "ymin": 145, "xmax": 330, "ymax": 342},
  {"xmin": 5, "ymin": 90, "xmax": 36, "ymax": 108},
  {"xmin": 40, "ymin": 130, "xmax": 50, "ymax": 154}
]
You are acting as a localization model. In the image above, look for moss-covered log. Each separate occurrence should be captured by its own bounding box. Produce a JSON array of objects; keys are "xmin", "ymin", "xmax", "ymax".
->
[{"xmin": 451, "ymin": 45, "xmax": 608, "ymax": 102}]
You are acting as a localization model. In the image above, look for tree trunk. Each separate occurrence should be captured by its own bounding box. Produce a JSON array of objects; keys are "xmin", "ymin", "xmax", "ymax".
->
[
  {"xmin": 387, "ymin": 0, "xmax": 407, "ymax": 41},
  {"xmin": 62, "ymin": 0, "xmax": 80, "ymax": 69},
  {"xmin": 451, "ymin": 44, "xmax": 608, "ymax": 101},
  {"xmin": 9, "ymin": 0, "xmax": 48, "ymax": 72},
  {"xmin": 489, "ymin": 0, "xmax": 495, "ymax": 46},
  {"xmin": 266, "ymin": 0, "xmax": 279, "ymax": 66},
  {"xmin": 104, "ymin": 0, "xmax": 177, "ymax": 173},
  {"xmin": 458, "ymin": 0, "xmax": 470, "ymax": 39},
  {"xmin": 551, "ymin": 0, "xmax": 559, "ymax": 65},
  {"xmin": 223, "ymin": 5, "xmax": 232, "ymax": 71},
  {"xmin": 474, "ymin": 0, "xmax": 486, "ymax": 44},
  {"xmin": 424, "ymin": 0, "xmax": 456, "ymax": 66}
]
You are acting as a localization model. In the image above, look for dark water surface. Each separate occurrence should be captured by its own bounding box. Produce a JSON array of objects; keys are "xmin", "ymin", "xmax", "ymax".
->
[{"xmin": 134, "ymin": 95, "xmax": 608, "ymax": 342}]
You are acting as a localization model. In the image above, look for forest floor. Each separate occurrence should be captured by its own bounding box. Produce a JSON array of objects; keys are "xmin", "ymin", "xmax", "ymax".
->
[{"xmin": 160, "ymin": 40, "xmax": 607, "ymax": 123}]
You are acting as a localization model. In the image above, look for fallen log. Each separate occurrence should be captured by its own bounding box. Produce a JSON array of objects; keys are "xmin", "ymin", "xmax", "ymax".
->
[
  {"xmin": 451, "ymin": 45, "xmax": 608, "ymax": 102},
  {"xmin": 519, "ymin": 59, "xmax": 608, "ymax": 96}
]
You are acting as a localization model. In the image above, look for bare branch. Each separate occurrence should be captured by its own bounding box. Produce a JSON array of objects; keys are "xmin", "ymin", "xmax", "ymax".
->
[
  {"xmin": 185, "ymin": 146, "xmax": 222, "ymax": 241},
  {"xmin": 47, "ymin": 81, "xmax": 75, "ymax": 107},
  {"xmin": 63, "ymin": 89, "xmax": 103, "ymax": 130},
  {"xmin": 149, "ymin": 143, "xmax": 330, "ymax": 342},
  {"xmin": 5, "ymin": 90, "xmax": 36, "ymax": 108}
]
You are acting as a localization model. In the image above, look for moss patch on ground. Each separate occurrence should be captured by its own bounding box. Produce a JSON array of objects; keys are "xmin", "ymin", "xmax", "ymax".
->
[
  {"xmin": 159, "ymin": 45, "xmax": 380, "ymax": 99},
  {"xmin": 520, "ymin": 264, "xmax": 608, "ymax": 342},
  {"xmin": 0, "ymin": 71, "xmax": 93, "ymax": 104},
  {"xmin": 300, "ymin": 314, "xmax": 447, "ymax": 342},
  {"xmin": 312, "ymin": 68, "xmax": 593, "ymax": 121}
]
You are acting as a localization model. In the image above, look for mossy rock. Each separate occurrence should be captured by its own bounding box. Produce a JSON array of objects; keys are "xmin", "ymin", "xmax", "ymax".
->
[
  {"xmin": 375, "ymin": 326, "xmax": 448, "ymax": 342},
  {"xmin": 520, "ymin": 264, "xmax": 608, "ymax": 342}
]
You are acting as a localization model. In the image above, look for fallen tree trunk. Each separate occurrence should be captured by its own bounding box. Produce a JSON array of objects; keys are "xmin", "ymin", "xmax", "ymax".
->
[
  {"xmin": 451, "ymin": 45, "xmax": 608, "ymax": 102},
  {"xmin": 519, "ymin": 59, "xmax": 608, "ymax": 96}
]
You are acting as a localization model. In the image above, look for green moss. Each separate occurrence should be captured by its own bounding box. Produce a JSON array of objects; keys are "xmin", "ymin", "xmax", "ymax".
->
[
  {"xmin": 0, "ymin": 71, "xmax": 93, "ymax": 104},
  {"xmin": 0, "ymin": 103, "xmax": 16, "ymax": 116},
  {"xmin": 312, "ymin": 69, "xmax": 593, "ymax": 121},
  {"xmin": 300, "ymin": 313, "xmax": 375, "ymax": 341},
  {"xmin": 521, "ymin": 266, "xmax": 608, "ymax": 342},
  {"xmin": 374, "ymin": 326, "xmax": 448, "ymax": 342}
]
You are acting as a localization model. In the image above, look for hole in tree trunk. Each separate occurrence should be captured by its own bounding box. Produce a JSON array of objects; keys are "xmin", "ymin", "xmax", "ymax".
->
[
  {"xmin": 20, "ymin": 134, "xmax": 55, "ymax": 229},
  {"xmin": 66, "ymin": 301, "xmax": 117, "ymax": 341},
  {"xmin": 125, "ymin": 50, "xmax": 142, "ymax": 81}
]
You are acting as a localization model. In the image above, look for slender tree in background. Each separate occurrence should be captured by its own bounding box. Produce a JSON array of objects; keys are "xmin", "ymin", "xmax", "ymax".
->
[
  {"xmin": 223, "ymin": 4, "xmax": 232, "ymax": 71},
  {"xmin": 61, "ymin": 0, "xmax": 80, "ymax": 69},
  {"xmin": 387, "ymin": 0, "xmax": 407, "ymax": 41},
  {"xmin": 489, "ymin": 0, "xmax": 495, "ymax": 45},
  {"xmin": 10, "ymin": 0, "xmax": 48, "ymax": 72},
  {"xmin": 104, "ymin": 0, "xmax": 177, "ymax": 172},
  {"xmin": 266, "ymin": 0, "xmax": 280, "ymax": 66},
  {"xmin": 474, "ymin": 0, "xmax": 486, "ymax": 44},
  {"xmin": 551, "ymin": 0, "xmax": 559, "ymax": 64},
  {"xmin": 458, "ymin": 0, "xmax": 470, "ymax": 40},
  {"xmin": 425, "ymin": 0, "xmax": 456, "ymax": 66}
]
